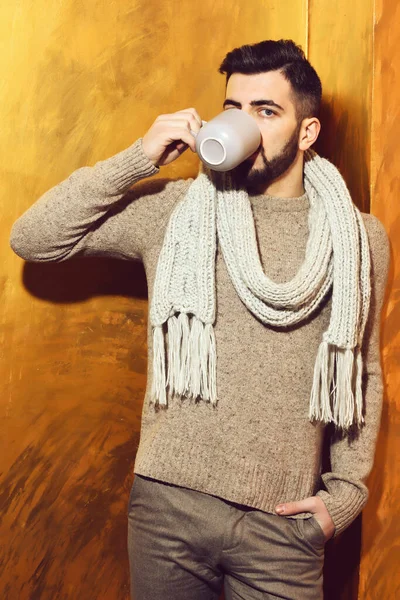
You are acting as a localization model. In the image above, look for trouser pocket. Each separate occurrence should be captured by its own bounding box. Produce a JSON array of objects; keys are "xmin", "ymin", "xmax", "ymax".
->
[{"xmin": 295, "ymin": 516, "xmax": 326, "ymax": 552}]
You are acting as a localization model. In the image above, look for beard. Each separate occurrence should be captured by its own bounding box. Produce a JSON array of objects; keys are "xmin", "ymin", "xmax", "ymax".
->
[{"xmin": 230, "ymin": 123, "xmax": 302, "ymax": 192}]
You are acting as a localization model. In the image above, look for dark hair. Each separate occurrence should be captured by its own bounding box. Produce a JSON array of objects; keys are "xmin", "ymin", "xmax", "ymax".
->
[{"xmin": 218, "ymin": 39, "xmax": 322, "ymax": 120}]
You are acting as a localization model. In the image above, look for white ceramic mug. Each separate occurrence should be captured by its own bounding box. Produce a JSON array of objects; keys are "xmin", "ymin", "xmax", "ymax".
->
[{"xmin": 193, "ymin": 108, "xmax": 261, "ymax": 172}]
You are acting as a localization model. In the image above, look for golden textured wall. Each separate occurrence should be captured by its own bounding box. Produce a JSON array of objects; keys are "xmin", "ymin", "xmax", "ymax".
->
[
  {"xmin": 309, "ymin": 0, "xmax": 374, "ymax": 214},
  {"xmin": 0, "ymin": 1, "xmax": 398, "ymax": 599},
  {"xmin": 0, "ymin": 2, "xmax": 306, "ymax": 599},
  {"xmin": 358, "ymin": 0, "xmax": 400, "ymax": 597}
]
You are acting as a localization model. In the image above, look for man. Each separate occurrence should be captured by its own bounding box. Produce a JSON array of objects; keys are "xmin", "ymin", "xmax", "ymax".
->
[{"xmin": 10, "ymin": 40, "xmax": 390, "ymax": 599}]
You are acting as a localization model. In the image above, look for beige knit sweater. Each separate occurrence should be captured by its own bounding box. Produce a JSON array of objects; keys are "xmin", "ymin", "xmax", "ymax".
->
[{"xmin": 10, "ymin": 138, "xmax": 390, "ymax": 537}]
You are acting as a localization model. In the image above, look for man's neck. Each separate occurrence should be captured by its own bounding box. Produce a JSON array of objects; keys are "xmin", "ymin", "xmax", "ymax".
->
[{"xmin": 262, "ymin": 179, "xmax": 305, "ymax": 198}]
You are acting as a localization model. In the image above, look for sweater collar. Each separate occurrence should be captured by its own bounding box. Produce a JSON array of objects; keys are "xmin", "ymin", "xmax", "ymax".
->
[{"xmin": 249, "ymin": 191, "xmax": 309, "ymax": 212}]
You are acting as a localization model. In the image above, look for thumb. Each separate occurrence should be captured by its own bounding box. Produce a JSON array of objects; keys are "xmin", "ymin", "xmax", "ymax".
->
[{"xmin": 275, "ymin": 496, "xmax": 316, "ymax": 516}]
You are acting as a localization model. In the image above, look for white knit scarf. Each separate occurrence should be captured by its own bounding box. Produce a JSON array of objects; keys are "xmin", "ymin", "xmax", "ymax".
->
[{"xmin": 149, "ymin": 149, "xmax": 371, "ymax": 430}]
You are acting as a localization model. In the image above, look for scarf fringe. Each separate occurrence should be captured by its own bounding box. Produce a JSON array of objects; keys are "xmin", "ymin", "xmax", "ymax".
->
[
  {"xmin": 151, "ymin": 313, "xmax": 217, "ymax": 407},
  {"xmin": 150, "ymin": 324, "xmax": 167, "ymax": 407},
  {"xmin": 309, "ymin": 340, "xmax": 365, "ymax": 429}
]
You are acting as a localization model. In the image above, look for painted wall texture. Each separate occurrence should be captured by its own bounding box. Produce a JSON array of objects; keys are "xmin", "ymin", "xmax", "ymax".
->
[
  {"xmin": 0, "ymin": 1, "xmax": 397, "ymax": 599},
  {"xmin": 358, "ymin": 0, "xmax": 400, "ymax": 598}
]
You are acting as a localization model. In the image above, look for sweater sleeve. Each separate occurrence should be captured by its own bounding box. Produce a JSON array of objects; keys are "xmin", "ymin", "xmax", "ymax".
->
[
  {"xmin": 10, "ymin": 138, "xmax": 188, "ymax": 262},
  {"xmin": 316, "ymin": 213, "xmax": 391, "ymax": 537}
]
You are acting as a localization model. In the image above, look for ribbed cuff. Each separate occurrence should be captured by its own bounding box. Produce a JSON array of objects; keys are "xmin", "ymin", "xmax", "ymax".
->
[
  {"xmin": 93, "ymin": 137, "xmax": 160, "ymax": 193},
  {"xmin": 316, "ymin": 476, "xmax": 368, "ymax": 537}
]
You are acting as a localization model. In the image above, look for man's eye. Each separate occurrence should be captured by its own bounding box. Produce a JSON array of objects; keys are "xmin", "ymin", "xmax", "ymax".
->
[{"xmin": 260, "ymin": 109, "xmax": 275, "ymax": 117}]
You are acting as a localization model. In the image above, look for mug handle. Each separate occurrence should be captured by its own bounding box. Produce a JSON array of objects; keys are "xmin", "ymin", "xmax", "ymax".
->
[{"xmin": 190, "ymin": 120, "xmax": 208, "ymax": 137}]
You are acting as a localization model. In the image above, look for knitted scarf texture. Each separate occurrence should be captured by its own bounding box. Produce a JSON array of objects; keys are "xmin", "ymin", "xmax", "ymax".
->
[{"xmin": 149, "ymin": 149, "xmax": 371, "ymax": 430}]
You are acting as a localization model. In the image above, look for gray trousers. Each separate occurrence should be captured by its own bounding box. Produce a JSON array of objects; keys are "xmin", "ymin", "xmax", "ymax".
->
[{"xmin": 127, "ymin": 475, "xmax": 325, "ymax": 600}]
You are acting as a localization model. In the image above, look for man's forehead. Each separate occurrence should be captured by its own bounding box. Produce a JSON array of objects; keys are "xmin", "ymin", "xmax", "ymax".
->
[{"xmin": 225, "ymin": 71, "xmax": 292, "ymax": 104}]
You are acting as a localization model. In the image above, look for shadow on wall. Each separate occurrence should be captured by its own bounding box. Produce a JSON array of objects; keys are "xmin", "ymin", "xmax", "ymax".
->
[
  {"xmin": 315, "ymin": 97, "xmax": 371, "ymax": 214},
  {"xmin": 22, "ymin": 257, "xmax": 148, "ymax": 304}
]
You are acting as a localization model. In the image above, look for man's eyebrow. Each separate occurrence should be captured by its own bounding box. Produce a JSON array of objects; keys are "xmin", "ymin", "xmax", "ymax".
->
[{"xmin": 223, "ymin": 98, "xmax": 284, "ymax": 111}]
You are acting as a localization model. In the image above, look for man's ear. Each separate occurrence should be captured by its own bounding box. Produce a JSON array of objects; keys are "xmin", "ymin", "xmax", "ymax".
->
[{"xmin": 299, "ymin": 117, "xmax": 321, "ymax": 151}]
